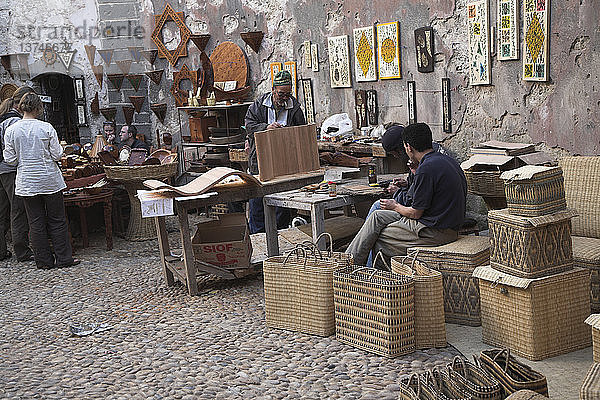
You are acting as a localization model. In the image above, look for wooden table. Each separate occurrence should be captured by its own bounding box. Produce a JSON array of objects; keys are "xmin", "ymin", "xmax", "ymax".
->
[
  {"xmin": 64, "ymin": 189, "xmax": 113, "ymax": 250},
  {"xmin": 153, "ymin": 171, "xmax": 324, "ymax": 295},
  {"xmin": 263, "ymin": 174, "xmax": 397, "ymax": 256}
]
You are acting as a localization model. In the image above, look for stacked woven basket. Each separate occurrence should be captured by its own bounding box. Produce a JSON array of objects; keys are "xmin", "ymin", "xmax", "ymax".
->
[{"xmin": 472, "ymin": 165, "xmax": 592, "ymax": 360}]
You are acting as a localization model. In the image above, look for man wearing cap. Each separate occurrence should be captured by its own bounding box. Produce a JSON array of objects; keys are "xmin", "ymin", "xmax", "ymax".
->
[
  {"xmin": 244, "ymin": 70, "xmax": 306, "ymax": 233},
  {"xmin": 346, "ymin": 122, "xmax": 466, "ymax": 268}
]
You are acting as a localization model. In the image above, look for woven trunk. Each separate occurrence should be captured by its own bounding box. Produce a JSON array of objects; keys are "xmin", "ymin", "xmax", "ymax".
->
[
  {"xmin": 581, "ymin": 363, "xmax": 600, "ymax": 400},
  {"xmin": 573, "ymin": 236, "xmax": 600, "ymax": 313},
  {"xmin": 501, "ymin": 166, "xmax": 566, "ymax": 217},
  {"xmin": 488, "ymin": 209, "xmax": 574, "ymax": 279},
  {"xmin": 475, "ymin": 266, "xmax": 591, "ymax": 361}
]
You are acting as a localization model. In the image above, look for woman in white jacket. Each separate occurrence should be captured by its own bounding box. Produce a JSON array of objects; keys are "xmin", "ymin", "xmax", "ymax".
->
[{"xmin": 3, "ymin": 92, "xmax": 79, "ymax": 269}]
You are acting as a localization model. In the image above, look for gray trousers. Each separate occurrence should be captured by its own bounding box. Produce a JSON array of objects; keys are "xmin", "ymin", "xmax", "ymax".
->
[
  {"xmin": 0, "ymin": 172, "xmax": 33, "ymax": 260},
  {"xmin": 345, "ymin": 210, "xmax": 458, "ymax": 266}
]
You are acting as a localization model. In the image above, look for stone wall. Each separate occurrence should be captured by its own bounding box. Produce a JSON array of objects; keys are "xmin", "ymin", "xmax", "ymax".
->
[{"xmin": 1, "ymin": 0, "xmax": 599, "ymax": 158}]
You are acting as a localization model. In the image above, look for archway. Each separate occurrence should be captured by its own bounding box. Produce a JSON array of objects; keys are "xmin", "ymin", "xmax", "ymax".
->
[{"xmin": 32, "ymin": 73, "xmax": 79, "ymax": 143}]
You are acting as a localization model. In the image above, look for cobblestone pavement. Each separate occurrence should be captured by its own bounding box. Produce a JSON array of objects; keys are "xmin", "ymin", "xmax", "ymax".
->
[{"xmin": 0, "ymin": 217, "xmax": 462, "ymax": 399}]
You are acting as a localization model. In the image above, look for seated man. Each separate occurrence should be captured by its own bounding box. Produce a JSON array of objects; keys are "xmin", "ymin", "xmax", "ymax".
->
[
  {"xmin": 103, "ymin": 121, "xmax": 117, "ymax": 145},
  {"xmin": 346, "ymin": 122, "xmax": 466, "ymax": 267},
  {"xmin": 119, "ymin": 124, "xmax": 149, "ymax": 154}
]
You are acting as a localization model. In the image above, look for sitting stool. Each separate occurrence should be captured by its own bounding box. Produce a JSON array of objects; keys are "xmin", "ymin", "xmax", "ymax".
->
[{"xmin": 408, "ymin": 235, "xmax": 490, "ymax": 326}]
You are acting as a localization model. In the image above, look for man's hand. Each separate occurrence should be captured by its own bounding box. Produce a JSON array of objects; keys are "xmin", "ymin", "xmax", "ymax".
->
[
  {"xmin": 267, "ymin": 122, "xmax": 283, "ymax": 129},
  {"xmin": 379, "ymin": 198, "xmax": 399, "ymax": 212}
]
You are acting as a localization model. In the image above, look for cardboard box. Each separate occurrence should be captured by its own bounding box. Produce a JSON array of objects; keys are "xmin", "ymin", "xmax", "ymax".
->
[{"xmin": 192, "ymin": 213, "xmax": 252, "ymax": 269}]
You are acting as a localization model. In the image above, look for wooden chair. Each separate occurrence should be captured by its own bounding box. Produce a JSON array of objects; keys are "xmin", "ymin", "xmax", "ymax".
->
[{"xmin": 559, "ymin": 156, "xmax": 600, "ymax": 313}]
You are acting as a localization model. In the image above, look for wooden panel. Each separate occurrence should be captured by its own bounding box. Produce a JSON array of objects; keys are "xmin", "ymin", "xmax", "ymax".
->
[
  {"xmin": 209, "ymin": 41, "xmax": 248, "ymax": 89},
  {"xmin": 255, "ymin": 124, "xmax": 320, "ymax": 181}
]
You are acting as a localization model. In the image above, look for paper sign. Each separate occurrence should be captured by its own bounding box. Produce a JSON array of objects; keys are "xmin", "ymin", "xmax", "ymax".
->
[{"xmin": 137, "ymin": 190, "xmax": 174, "ymax": 217}]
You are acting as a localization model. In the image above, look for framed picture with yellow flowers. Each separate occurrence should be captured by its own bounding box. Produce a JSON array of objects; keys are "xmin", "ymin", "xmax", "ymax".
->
[{"xmin": 376, "ymin": 21, "xmax": 401, "ymax": 79}]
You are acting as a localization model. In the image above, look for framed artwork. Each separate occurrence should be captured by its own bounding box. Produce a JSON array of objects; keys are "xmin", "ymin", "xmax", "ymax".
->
[
  {"xmin": 407, "ymin": 81, "xmax": 417, "ymax": 124},
  {"xmin": 77, "ymin": 104, "xmax": 87, "ymax": 127},
  {"xmin": 376, "ymin": 21, "xmax": 402, "ymax": 79},
  {"xmin": 498, "ymin": 0, "xmax": 519, "ymax": 60},
  {"xmin": 303, "ymin": 41, "xmax": 312, "ymax": 69},
  {"xmin": 311, "ymin": 43, "xmax": 319, "ymax": 72},
  {"xmin": 353, "ymin": 26, "xmax": 377, "ymax": 82},
  {"xmin": 283, "ymin": 61, "xmax": 298, "ymax": 98},
  {"xmin": 366, "ymin": 90, "xmax": 378, "ymax": 125},
  {"xmin": 327, "ymin": 35, "xmax": 351, "ymax": 88},
  {"xmin": 270, "ymin": 62, "xmax": 282, "ymax": 86},
  {"xmin": 301, "ymin": 78, "xmax": 315, "ymax": 125},
  {"xmin": 523, "ymin": 0, "xmax": 549, "ymax": 81},
  {"xmin": 467, "ymin": 0, "xmax": 491, "ymax": 85},
  {"xmin": 442, "ymin": 78, "xmax": 452, "ymax": 133},
  {"xmin": 414, "ymin": 27, "xmax": 434, "ymax": 73},
  {"xmin": 74, "ymin": 77, "xmax": 85, "ymax": 100},
  {"xmin": 354, "ymin": 90, "xmax": 367, "ymax": 128}
]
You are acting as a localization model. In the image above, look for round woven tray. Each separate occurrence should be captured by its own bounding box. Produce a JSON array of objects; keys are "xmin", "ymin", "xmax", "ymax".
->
[{"xmin": 104, "ymin": 163, "xmax": 177, "ymax": 182}]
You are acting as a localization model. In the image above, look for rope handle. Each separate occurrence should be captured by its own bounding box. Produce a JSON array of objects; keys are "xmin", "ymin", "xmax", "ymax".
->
[
  {"xmin": 472, "ymin": 354, "xmax": 481, "ymax": 368},
  {"xmin": 490, "ymin": 276, "xmax": 503, "ymax": 289},
  {"xmin": 314, "ymin": 232, "xmax": 334, "ymax": 255},
  {"xmin": 350, "ymin": 266, "xmax": 380, "ymax": 281},
  {"xmin": 282, "ymin": 246, "xmax": 307, "ymax": 267},
  {"xmin": 491, "ymin": 348, "xmax": 511, "ymax": 373},
  {"xmin": 373, "ymin": 251, "xmax": 391, "ymax": 272},
  {"xmin": 450, "ymin": 356, "xmax": 468, "ymax": 379},
  {"xmin": 299, "ymin": 241, "xmax": 324, "ymax": 259},
  {"xmin": 423, "ymin": 369, "xmax": 441, "ymax": 391}
]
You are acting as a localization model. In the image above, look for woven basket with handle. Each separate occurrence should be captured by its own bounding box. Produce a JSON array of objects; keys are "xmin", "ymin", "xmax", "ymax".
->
[{"xmin": 391, "ymin": 252, "xmax": 446, "ymax": 349}]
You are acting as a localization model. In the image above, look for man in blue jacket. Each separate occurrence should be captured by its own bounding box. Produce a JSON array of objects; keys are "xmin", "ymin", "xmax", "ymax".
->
[
  {"xmin": 346, "ymin": 123, "xmax": 466, "ymax": 267},
  {"xmin": 244, "ymin": 70, "xmax": 306, "ymax": 233}
]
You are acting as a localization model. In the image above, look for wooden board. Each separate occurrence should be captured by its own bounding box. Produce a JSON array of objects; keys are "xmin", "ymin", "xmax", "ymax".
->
[
  {"xmin": 255, "ymin": 124, "xmax": 320, "ymax": 182},
  {"xmin": 209, "ymin": 41, "xmax": 248, "ymax": 89},
  {"xmin": 143, "ymin": 167, "xmax": 261, "ymax": 195}
]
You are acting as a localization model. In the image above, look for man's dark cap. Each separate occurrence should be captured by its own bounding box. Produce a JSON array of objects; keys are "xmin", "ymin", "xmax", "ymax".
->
[{"xmin": 381, "ymin": 125, "xmax": 405, "ymax": 152}]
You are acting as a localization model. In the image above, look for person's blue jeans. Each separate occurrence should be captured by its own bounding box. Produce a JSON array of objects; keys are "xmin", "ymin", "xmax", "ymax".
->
[
  {"xmin": 248, "ymin": 197, "xmax": 291, "ymax": 234},
  {"xmin": 365, "ymin": 200, "xmax": 381, "ymax": 267}
]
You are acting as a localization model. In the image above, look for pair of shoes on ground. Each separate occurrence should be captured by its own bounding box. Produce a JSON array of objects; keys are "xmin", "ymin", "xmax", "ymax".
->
[
  {"xmin": 0, "ymin": 251, "xmax": 12, "ymax": 261},
  {"xmin": 37, "ymin": 259, "xmax": 81, "ymax": 270},
  {"xmin": 18, "ymin": 254, "xmax": 34, "ymax": 262}
]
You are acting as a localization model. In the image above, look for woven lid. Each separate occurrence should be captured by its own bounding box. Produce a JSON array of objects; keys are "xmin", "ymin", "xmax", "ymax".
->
[
  {"xmin": 409, "ymin": 236, "xmax": 490, "ymax": 257},
  {"xmin": 488, "ymin": 208, "xmax": 578, "ymax": 228},
  {"xmin": 585, "ymin": 314, "xmax": 600, "ymax": 329},
  {"xmin": 499, "ymin": 165, "xmax": 561, "ymax": 181},
  {"xmin": 473, "ymin": 265, "xmax": 583, "ymax": 288}
]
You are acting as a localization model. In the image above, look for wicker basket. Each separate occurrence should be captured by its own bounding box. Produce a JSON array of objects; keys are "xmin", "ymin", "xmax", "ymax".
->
[
  {"xmin": 446, "ymin": 356, "xmax": 502, "ymax": 400},
  {"xmin": 104, "ymin": 162, "xmax": 178, "ymax": 182},
  {"xmin": 423, "ymin": 368, "xmax": 471, "ymax": 400},
  {"xmin": 500, "ymin": 165, "xmax": 566, "ymax": 217},
  {"xmin": 477, "ymin": 348, "xmax": 548, "ymax": 397},
  {"xmin": 465, "ymin": 170, "xmax": 506, "ymax": 197},
  {"xmin": 581, "ymin": 363, "xmax": 600, "ymax": 400},
  {"xmin": 333, "ymin": 264, "xmax": 415, "ymax": 357},
  {"xmin": 473, "ymin": 265, "xmax": 591, "ymax": 360},
  {"xmin": 573, "ymin": 236, "xmax": 600, "ymax": 313},
  {"xmin": 559, "ymin": 156, "xmax": 600, "ymax": 238},
  {"xmin": 399, "ymin": 374, "xmax": 441, "ymax": 400},
  {"xmin": 488, "ymin": 208, "xmax": 575, "ymax": 279},
  {"xmin": 391, "ymin": 254, "xmax": 446, "ymax": 349},
  {"xmin": 408, "ymin": 236, "xmax": 489, "ymax": 326},
  {"xmin": 263, "ymin": 247, "xmax": 351, "ymax": 336},
  {"xmin": 586, "ymin": 315, "xmax": 600, "ymax": 363}
]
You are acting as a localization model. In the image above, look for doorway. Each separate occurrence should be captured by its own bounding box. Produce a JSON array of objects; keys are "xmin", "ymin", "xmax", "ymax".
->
[{"xmin": 32, "ymin": 73, "xmax": 79, "ymax": 143}]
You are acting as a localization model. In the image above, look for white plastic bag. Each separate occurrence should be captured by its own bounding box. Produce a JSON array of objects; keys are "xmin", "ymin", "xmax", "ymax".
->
[{"xmin": 320, "ymin": 113, "xmax": 353, "ymax": 139}]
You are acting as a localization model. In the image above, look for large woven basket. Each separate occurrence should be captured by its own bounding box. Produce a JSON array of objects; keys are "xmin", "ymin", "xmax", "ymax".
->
[
  {"xmin": 500, "ymin": 165, "xmax": 566, "ymax": 217},
  {"xmin": 408, "ymin": 236, "xmax": 489, "ymax": 326},
  {"xmin": 399, "ymin": 374, "xmax": 441, "ymax": 400},
  {"xmin": 559, "ymin": 156, "xmax": 600, "ymax": 238},
  {"xmin": 477, "ymin": 348, "xmax": 548, "ymax": 397},
  {"xmin": 488, "ymin": 208, "xmax": 575, "ymax": 279},
  {"xmin": 473, "ymin": 266, "xmax": 591, "ymax": 360},
  {"xmin": 586, "ymin": 315, "xmax": 600, "ymax": 363},
  {"xmin": 333, "ymin": 265, "xmax": 415, "ymax": 357},
  {"xmin": 581, "ymin": 363, "xmax": 600, "ymax": 400},
  {"xmin": 446, "ymin": 356, "xmax": 502, "ymax": 400},
  {"xmin": 391, "ymin": 254, "xmax": 446, "ymax": 349},
  {"xmin": 573, "ymin": 236, "xmax": 600, "ymax": 313},
  {"xmin": 104, "ymin": 162, "xmax": 178, "ymax": 182},
  {"xmin": 465, "ymin": 170, "xmax": 505, "ymax": 197},
  {"xmin": 263, "ymin": 248, "xmax": 351, "ymax": 336}
]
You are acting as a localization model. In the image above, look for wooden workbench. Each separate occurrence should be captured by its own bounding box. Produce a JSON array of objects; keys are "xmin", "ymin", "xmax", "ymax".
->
[{"xmin": 153, "ymin": 171, "xmax": 324, "ymax": 295}]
